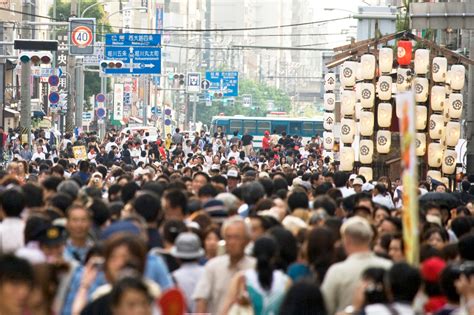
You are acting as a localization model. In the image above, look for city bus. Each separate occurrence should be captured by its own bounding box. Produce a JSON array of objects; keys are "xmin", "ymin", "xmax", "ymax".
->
[{"xmin": 210, "ymin": 115, "xmax": 324, "ymax": 147}]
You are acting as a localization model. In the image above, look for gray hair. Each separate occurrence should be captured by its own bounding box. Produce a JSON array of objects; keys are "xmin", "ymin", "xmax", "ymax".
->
[
  {"xmin": 215, "ymin": 192, "xmax": 240, "ymax": 214},
  {"xmin": 340, "ymin": 216, "xmax": 374, "ymax": 244},
  {"xmin": 221, "ymin": 215, "xmax": 251, "ymax": 239}
]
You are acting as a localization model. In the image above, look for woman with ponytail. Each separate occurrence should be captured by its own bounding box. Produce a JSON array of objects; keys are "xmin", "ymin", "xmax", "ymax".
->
[{"xmin": 220, "ymin": 236, "xmax": 291, "ymax": 315}]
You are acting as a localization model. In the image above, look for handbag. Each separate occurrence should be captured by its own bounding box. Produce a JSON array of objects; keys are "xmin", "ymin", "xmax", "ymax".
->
[{"xmin": 227, "ymin": 274, "xmax": 254, "ymax": 315}]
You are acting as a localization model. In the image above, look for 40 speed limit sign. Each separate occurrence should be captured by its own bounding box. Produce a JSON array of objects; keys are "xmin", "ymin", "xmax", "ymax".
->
[{"xmin": 69, "ymin": 18, "xmax": 96, "ymax": 55}]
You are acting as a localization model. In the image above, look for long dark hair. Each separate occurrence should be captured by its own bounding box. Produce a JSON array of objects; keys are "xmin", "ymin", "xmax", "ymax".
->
[
  {"xmin": 306, "ymin": 227, "xmax": 336, "ymax": 282},
  {"xmin": 253, "ymin": 236, "xmax": 278, "ymax": 291}
]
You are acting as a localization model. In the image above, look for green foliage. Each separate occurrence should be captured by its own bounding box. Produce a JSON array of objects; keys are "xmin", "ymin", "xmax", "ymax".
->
[
  {"xmin": 396, "ymin": 0, "xmax": 412, "ymax": 32},
  {"xmin": 196, "ymin": 79, "xmax": 292, "ymax": 125},
  {"xmin": 49, "ymin": 0, "xmax": 112, "ymax": 108}
]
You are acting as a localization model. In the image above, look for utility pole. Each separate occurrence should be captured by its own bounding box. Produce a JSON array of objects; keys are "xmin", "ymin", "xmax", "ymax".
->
[
  {"xmin": 74, "ymin": 57, "xmax": 84, "ymax": 127},
  {"xmin": 66, "ymin": 0, "xmax": 78, "ymax": 133},
  {"xmin": 20, "ymin": 1, "xmax": 32, "ymax": 147}
]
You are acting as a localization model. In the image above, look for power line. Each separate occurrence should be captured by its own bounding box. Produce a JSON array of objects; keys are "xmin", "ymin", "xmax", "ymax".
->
[{"xmin": 0, "ymin": 7, "xmax": 351, "ymax": 33}]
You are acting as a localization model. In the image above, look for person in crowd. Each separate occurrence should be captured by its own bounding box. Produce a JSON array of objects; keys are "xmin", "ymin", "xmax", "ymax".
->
[
  {"xmin": 64, "ymin": 204, "xmax": 94, "ymax": 264},
  {"xmin": 0, "ymin": 188, "xmax": 26, "ymax": 253},
  {"xmin": 321, "ymin": 216, "xmax": 392, "ymax": 314},
  {"xmin": 193, "ymin": 216, "xmax": 256, "ymax": 314}
]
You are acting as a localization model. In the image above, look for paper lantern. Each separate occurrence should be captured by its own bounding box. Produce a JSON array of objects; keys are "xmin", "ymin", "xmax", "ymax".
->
[
  {"xmin": 355, "ymin": 62, "xmax": 363, "ymax": 81},
  {"xmin": 355, "ymin": 102, "xmax": 362, "ymax": 120},
  {"xmin": 378, "ymin": 103, "xmax": 392, "ymax": 128},
  {"xmin": 414, "ymin": 49, "xmax": 430, "ymax": 75},
  {"xmin": 324, "ymin": 72, "xmax": 336, "ymax": 91},
  {"xmin": 359, "ymin": 139, "xmax": 374, "ymax": 164},
  {"xmin": 358, "ymin": 167, "xmax": 373, "ymax": 181},
  {"xmin": 427, "ymin": 170, "xmax": 442, "ymax": 182},
  {"xmin": 340, "ymin": 61, "xmax": 357, "ymax": 88},
  {"xmin": 379, "ymin": 47, "xmax": 393, "ymax": 74},
  {"xmin": 361, "ymin": 54, "xmax": 376, "ymax": 80},
  {"xmin": 414, "ymin": 77, "xmax": 429, "ymax": 103},
  {"xmin": 359, "ymin": 111, "xmax": 374, "ymax": 137},
  {"xmin": 445, "ymin": 71, "xmax": 453, "ymax": 95},
  {"xmin": 432, "ymin": 57, "xmax": 448, "ymax": 83},
  {"xmin": 428, "ymin": 142, "xmax": 444, "ymax": 168},
  {"xmin": 397, "ymin": 67, "xmax": 411, "ymax": 92},
  {"xmin": 376, "ymin": 130, "xmax": 391, "ymax": 154},
  {"xmin": 323, "ymin": 131, "xmax": 334, "ymax": 150},
  {"xmin": 397, "ymin": 39, "xmax": 412, "ymax": 66},
  {"xmin": 448, "ymin": 93, "xmax": 463, "ymax": 119},
  {"xmin": 429, "ymin": 114, "xmax": 444, "ymax": 140},
  {"xmin": 340, "ymin": 90, "xmax": 356, "ymax": 116},
  {"xmin": 377, "ymin": 76, "xmax": 392, "ymax": 101},
  {"xmin": 415, "ymin": 105, "xmax": 428, "ymax": 130},
  {"xmin": 360, "ymin": 83, "xmax": 375, "ymax": 108},
  {"xmin": 323, "ymin": 112, "xmax": 335, "ymax": 131},
  {"xmin": 340, "ymin": 118, "xmax": 356, "ymax": 144},
  {"xmin": 442, "ymin": 149, "xmax": 457, "ymax": 174},
  {"xmin": 430, "ymin": 85, "xmax": 445, "ymax": 111},
  {"xmin": 441, "ymin": 177, "xmax": 450, "ymax": 188},
  {"xmin": 445, "ymin": 121, "xmax": 460, "ymax": 147},
  {"xmin": 340, "ymin": 146, "xmax": 355, "ymax": 171},
  {"xmin": 451, "ymin": 64, "xmax": 465, "ymax": 90},
  {"xmin": 324, "ymin": 93, "xmax": 336, "ymax": 111},
  {"xmin": 416, "ymin": 133, "xmax": 426, "ymax": 156}
]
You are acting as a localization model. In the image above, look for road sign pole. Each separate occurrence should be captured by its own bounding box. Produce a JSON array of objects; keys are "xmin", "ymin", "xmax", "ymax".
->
[
  {"xmin": 74, "ymin": 57, "xmax": 84, "ymax": 128},
  {"xmin": 99, "ymin": 77, "xmax": 106, "ymax": 140},
  {"xmin": 20, "ymin": 59, "xmax": 32, "ymax": 147},
  {"xmin": 192, "ymin": 93, "xmax": 197, "ymax": 130}
]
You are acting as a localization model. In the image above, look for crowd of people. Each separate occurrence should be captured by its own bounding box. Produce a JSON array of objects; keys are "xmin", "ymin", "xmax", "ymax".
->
[{"xmin": 0, "ymin": 125, "xmax": 474, "ymax": 315}]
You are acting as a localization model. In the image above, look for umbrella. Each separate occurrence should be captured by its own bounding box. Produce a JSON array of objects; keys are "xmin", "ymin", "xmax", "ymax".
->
[{"xmin": 419, "ymin": 192, "xmax": 461, "ymax": 208}]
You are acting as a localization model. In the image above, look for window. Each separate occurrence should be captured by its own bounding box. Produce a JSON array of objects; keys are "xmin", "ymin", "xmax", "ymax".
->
[
  {"xmin": 302, "ymin": 122, "xmax": 314, "ymax": 137},
  {"xmin": 272, "ymin": 122, "xmax": 288, "ymax": 135},
  {"xmin": 257, "ymin": 121, "xmax": 271, "ymax": 135},
  {"xmin": 314, "ymin": 121, "xmax": 324, "ymax": 137},
  {"xmin": 230, "ymin": 120, "xmax": 241, "ymax": 133},
  {"xmin": 289, "ymin": 121, "xmax": 301, "ymax": 135},
  {"xmin": 243, "ymin": 120, "xmax": 257, "ymax": 133}
]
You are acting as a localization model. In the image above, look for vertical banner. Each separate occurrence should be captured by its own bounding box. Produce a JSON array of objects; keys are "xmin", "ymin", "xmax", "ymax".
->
[
  {"xmin": 397, "ymin": 91, "xmax": 419, "ymax": 266},
  {"xmin": 113, "ymin": 83, "xmax": 124, "ymax": 121}
]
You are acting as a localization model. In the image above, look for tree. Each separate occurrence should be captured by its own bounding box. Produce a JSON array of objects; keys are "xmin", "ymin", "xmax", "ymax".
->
[
  {"xmin": 49, "ymin": 0, "xmax": 112, "ymax": 109},
  {"xmin": 195, "ymin": 79, "xmax": 292, "ymax": 125}
]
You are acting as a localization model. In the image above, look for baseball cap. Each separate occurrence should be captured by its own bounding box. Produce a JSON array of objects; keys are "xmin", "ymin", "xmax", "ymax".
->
[
  {"xmin": 353, "ymin": 178, "xmax": 364, "ymax": 186},
  {"xmin": 211, "ymin": 164, "xmax": 220, "ymax": 171},
  {"xmin": 38, "ymin": 225, "xmax": 66, "ymax": 246},
  {"xmin": 349, "ymin": 174, "xmax": 357, "ymax": 181},
  {"xmin": 227, "ymin": 169, "xmax": 239, "ymax": 178}
]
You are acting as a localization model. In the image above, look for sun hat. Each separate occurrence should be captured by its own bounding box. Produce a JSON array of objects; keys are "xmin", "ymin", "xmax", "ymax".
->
[{"xmin": 170, "ymin": 232, "xmax": 205, "ymax": 259}]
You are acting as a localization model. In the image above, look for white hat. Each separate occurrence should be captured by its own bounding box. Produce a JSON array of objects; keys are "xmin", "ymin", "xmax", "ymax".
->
[
  {"xmin": 210, "ymin": 164, "xmax": 220, "ymax": 171},
  {"xmin": 227, "ymin": 169, "xmax": 239, "ymax": 178},
  {"xmin": 349, "ymin": 174, "xmax": 357, "ymax": 181},
  {"xmin": 353, "ymin": 178, "xmax": 364, "ymax": 186}
]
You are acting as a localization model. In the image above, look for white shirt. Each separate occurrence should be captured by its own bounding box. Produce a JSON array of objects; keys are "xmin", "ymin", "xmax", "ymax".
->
[
  {"xmin": 173, "ymin": 263, "xmax": 204, "ymax": 312},
  {"xmin": 373, "ymin": 194, "xmax": 395, "ymax": 209},
  {"xmin": 339, "ymin": 186, "xmax": 355, "ymax": 198},
  {"xmin": 227, "ymin": 150, "xmax": 240, "ymax": 160},
  {"xmin": 0, "ymin": 217, "xmax": 25, "ymax": 253},
  {"xmin": 31, "ymin": 151, "xmax": 46, "ymax": 161}
]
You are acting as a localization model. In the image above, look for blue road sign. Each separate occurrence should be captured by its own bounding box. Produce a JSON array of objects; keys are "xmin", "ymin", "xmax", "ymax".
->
[
  {"xmin": 96, "ymin": 93, "xmax": 106, "ymax": 103},
  {"xmin": 48, "ymin": 75, "xmax": 59, "ymax": 86},
  {"xmin": 96, "ymin": 107, "xmax": 106, "ymax": 119},
  {"xmin": 104, "ymin": 46, "xmax": 161, "ymax": 75},
  {"xmin": 48, "ymin": 92, "xmax": 60, "ymax": 103},
  {"xmin": 205, "ymin": 71, "xmax": 239, "ymax": 97},
  {"xmin": 104, "ymin": 33, "xmax": 161, "ymax": 75},
  {"xmin": 164, "ymin": 108, "xmax": 172, "ymax": 116},
  {"xmin": 151, "ymin": 107, "xmax": 162, "ymax": 114},
  {"xmin": 201, "ymin": 79, "xmax": 210, "ymax": 90},
  {"xmin": 164, "ymin": 118, "xmax": 171, "ymax": 126},
  {"xmin": 105, "ymin": 33, "xmax": 161, "ymax": 47}
]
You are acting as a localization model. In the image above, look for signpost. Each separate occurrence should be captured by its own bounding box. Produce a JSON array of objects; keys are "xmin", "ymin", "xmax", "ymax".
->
[
  {"xmin": 201, "ymin": 79, "xmax": 210, "ymax": 90},
  {"xmin": 83, "ymin": 41, "xmax": 104, "ymax": 66},
  {"xmin": 48, "ymin": 92, "xmax": 60, "ymax": 104},
  {"xmin": 205, "ymin": 71, "xmax": 239, "ymax": 97},
  {"xmin": 96, "ymin": 107, "xmax": 106, "ymax": 120},
  {"xmin": 242, "ymin": 94, "xmax": 252, "ymax": 108},
  {"xmin": 104, "ymin": 33, "xmax": 162, "ymax": 75},
  {"xmin": 69, "ymin": 18, "xmax": 95, "ymax": 55}
]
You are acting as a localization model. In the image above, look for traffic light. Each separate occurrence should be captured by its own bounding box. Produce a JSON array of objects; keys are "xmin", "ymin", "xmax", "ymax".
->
[
  {"xmin": 213, "ymin": 92, "xmax": 223, "ymax": 98},
  {"xmin": 100, "ymin": 60, "xmax": 124, "ymax": 71},
  {"xmin": 19, "ymin": 52, "xmax": 52, "ymax": 65},
  {"xmin": 167, "ymin": 73, "xmax": 185, "ymax": 88}
]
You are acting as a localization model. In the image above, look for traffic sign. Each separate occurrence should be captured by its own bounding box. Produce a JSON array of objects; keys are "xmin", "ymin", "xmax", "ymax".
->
[
  {"xmin": 201, "ymin": 79, "xmax": 210, "ymax": 90},
  {"xmin": 48, "ymin": 75, "xmax": 59, "ymax": 86},
  {"xmin": 151, "ymin": 114, "xmax": 159, "ymax": 121},
  {"xmin": 48, "ymin": 92, "xmax": 60, "ymax": 104},
  {"xmin": 151, "ymin": 107, "xmax": 162, "ymax": 114},
  {"xmin": 83, "ymin": 41, "xmax": 104, "ymax": 66},
  {"xmin": 69, "ymin": 18, "xmax": 95, "ymax": 55},
  {"xmin": 186, "ymin": 72, "xmax": 201, "ymax": 93},
  {"xmin": 205, "ymin": 71, "xmax": 239, "ymax": 97},
  {"xmin": 164, "ymin": 108, "xmax": 172, "ymax": 116},
  {"xmin": 164, "ymin": 118, "xmax": 171, "ymax": 126},
  {"xmin": 242, "ymin": 94, "xmax": 252, "ymax": 108},
  {"xmin": 96, "ymin": 107, "xmax": 106, "ymax": 119},
  {"xmin": 104, "ymin": 33, "xmax": 162, "ymax": 75},
  {"xmin": 96, "ymin": 93, "xmax": 106, "ymax": 103},
  {"xmin": 82, "ymin": 111, "xmax": 93, "ymax": 123}
]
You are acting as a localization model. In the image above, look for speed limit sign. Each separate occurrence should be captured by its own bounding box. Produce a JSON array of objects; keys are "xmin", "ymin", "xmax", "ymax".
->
[
  {"xmin": 72, "ymin": 26, "xmax": 92, "ymax": 48},
  {"xmin": 69, "ymin": 18, "xmax": 95, "ymax": 55}
]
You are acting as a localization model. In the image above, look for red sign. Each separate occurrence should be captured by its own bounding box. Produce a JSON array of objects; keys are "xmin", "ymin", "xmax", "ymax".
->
[{"xmin": 71, "ymin": 26, "xmax": 93, "ymax": 48}]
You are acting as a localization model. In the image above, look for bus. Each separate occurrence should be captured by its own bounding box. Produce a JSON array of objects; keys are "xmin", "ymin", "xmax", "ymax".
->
[{"xmin": 210, "ymin": 115, "xmax": 324, "ymax": 147}]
